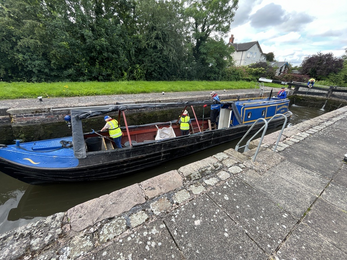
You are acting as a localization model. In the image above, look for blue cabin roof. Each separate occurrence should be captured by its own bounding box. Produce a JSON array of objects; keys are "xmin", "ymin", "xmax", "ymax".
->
[{"xmin": 232, "ymin": 98, "xmax": 289, "ymax": 125}]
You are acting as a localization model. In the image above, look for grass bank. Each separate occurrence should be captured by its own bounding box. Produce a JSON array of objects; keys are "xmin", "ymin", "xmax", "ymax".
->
[{"xmin": 0, "ymin": 81, "xmax": 280, "ymax": 100}]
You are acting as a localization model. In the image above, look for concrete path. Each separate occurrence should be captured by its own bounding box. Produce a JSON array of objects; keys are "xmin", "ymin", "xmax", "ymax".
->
[
  {"xmin": 1, "ymin": 98, "xmax": 347, "ymax": 260},
  {"xmin": 0, "ymin": 88, "xmax": 272, "ymax": 111},
  {"xmin": 0, "ymin": 87, "xmax": 273, "ymax": 125}
]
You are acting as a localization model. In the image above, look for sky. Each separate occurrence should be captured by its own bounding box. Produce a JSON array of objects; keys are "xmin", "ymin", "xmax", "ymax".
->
[{"xmin": 226, "ymin": 0, "xmax": 347, "ymax": 66}]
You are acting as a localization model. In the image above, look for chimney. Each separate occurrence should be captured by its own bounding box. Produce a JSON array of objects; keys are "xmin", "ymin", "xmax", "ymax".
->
[{"xmin": 229, "ymin": 34, "xmax": 234, "ymax": 44}]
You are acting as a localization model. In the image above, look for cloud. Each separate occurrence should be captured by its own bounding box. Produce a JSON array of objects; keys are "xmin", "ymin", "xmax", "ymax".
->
[
  {"xmin": 227, "ymin": 0, "xmax": 347, "ymax": 66},
  {"xmin": 232, "ymin": 0, "xmax": 262, "ymax": 27},
  {"xmin": 269, "ymin": 32, "xmax": 302, "ymax": 44},
  {"xmin": 277, "ymin": 12, "xmax": 314, "ymax": 32},
  {"xmin": 249, "ymin": 3, "xmax": 313, "ymax": 32},
  {"xmin": 317, "ymin": 30, "xmax": 343, "ymax": 37},
  {"xmin": 250, "ymin": 3, "xmax": 287, "ymax": 28}
]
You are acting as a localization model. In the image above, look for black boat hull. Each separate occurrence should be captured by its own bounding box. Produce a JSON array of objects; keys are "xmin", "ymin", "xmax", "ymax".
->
[{"xmin": 0, "ymin": 117, "xmax": 287, "ymax": 184}]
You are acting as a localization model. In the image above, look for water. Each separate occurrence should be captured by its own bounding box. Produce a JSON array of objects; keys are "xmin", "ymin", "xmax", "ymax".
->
[{"xmin": 0, "ymin": 105, "xmax": 327, "ymax": 234}]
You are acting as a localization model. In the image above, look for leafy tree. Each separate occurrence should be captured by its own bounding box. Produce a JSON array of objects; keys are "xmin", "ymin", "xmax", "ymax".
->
[
  {"xmin": 300, "ymin": 52, "xmax": 344, "ymax": 80},
  {"xmin": 342, "ymin": 48, "xmax": 347, "ymax": 61},
  {"xmin": 0, "ymin": 0, "xmax": 53, "ymax": 81},
  {"xmin": 0, "ymin": 0, "xmax": 243, "ymax": 82},
  {"xmin": 0, "ymin": 0, "xmax": 137, "ymax": 81},
  {"xmin": 184, "ymin": 0, "xmax": 238, "ymax": 79},
  {"xmin": 247, "ymin": 62, "xmax": 275, "ymax": 79},
  {"xmin": 132, "ymin": 0, "xmax": 187, "ymax": 80},
  {"xmin": 264, "ymin": 52, "xmax": 275, "ymax": 62},
  {"xmin": 198, "ymin": 37, "xmax": 233, "ymax": 80},
  {"xmin": 328, "ymin": 60, "xmax": 347, "ymax": 87},
  {"xmin": 45, "ymin": 0, "xmax": 136, "ymax": 81}
]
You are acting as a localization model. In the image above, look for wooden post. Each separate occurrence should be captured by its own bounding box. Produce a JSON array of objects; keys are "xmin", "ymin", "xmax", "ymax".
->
[
  {"xmin": 190, "ymin": 105, "xmax": 201, "ymax": 132},
  {"xmin": 294, "ymin": 85, "xmax": 299, "ymax": 95},
  {"xmin": 122, "ymin": 111, "xmax": 132, "ymax": 147},
  {"xmin": 327, "ymin": 86, "xmax": 333, "ymax": 98}
]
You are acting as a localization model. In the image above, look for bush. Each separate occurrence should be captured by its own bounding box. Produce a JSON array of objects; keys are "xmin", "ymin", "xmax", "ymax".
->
[
  {"xmin": 301, "ymin": 52, "xmax": 344, "ymax": 80},
  {"xmin": 275, "ymin": 73, "xmax": 309, "ymax": 83},
  {"xmin": 222, "ymin": 66, "xmax": 249, "ymax": 81},
  {"xmin": 247, "ymin": 62, "xmax": 276, "ymax": 79}
]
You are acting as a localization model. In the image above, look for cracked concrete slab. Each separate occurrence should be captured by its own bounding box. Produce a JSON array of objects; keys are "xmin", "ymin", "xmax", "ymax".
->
[
  {"xmin": 207, "ymin": 178, "xmax": 297, "ymax": 254},
  {"xmin": 164, "ymin": 194, "xmax": 267, "ymax": 259},
  {"xmin": 280, "ymin": 139, "xmax": 346, "ymax": 180},
  {"xmin": 268, "ymin": 160, "xmax": 330, "ymax": 195},
  {"xmin": 93, "ymin": 221, "xmax": 185, "ymax": 260},
  {"xmin": 304, "ymin": 198, "xmax": 347, "ymax": 254},
  {"xmin": 332, "ymin": 163, "xmax": 347, "ymax": 188},
  {"xmin": 275, "ymin": 223, "xmax": 347, "ymax": 259},
  {"xmin": 322, "ymin": 182, "xmax": 347, "ymax": 211},
  {"xmin": 281, "ymin": 120, "xmax": 347, "ymax": 180},
  {"xmin": 240, "ymin": 164, "xmax": 320, "ymax": 219}
]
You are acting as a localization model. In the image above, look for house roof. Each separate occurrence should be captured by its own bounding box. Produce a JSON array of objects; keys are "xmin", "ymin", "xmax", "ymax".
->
[
  {"xmin": 270, "ymin": 62, "xmax": 288, "ymax": 67},
  {"xmin": 230, "ymin": 41, "xmax": 263, "ymax": 54}
]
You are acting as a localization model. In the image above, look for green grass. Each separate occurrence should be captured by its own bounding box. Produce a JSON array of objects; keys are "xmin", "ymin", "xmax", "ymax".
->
[{"xmin": 0, "ymin": 80, "xmax": 282, "ymax": 100}]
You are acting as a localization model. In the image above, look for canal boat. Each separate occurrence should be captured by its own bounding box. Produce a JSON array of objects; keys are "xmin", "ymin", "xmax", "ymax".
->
[{"xmin": 0, "ymin": 95, "xmax": 292, "ymax": 184}]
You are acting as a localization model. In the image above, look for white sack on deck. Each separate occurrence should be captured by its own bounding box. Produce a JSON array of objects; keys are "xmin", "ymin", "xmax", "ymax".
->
[{"xmin": 155, "ymin": 125, "xmax": 176, "ymax": 140}]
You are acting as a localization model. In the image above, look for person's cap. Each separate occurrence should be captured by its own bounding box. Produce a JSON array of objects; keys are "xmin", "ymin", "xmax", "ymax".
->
[
  {"xmin": 183, "ymin": 110, "xmax": 188, "ymax": 115},
  {"xmin": 64, "ymin": 115, "xmax": 71, "ymax": 122},
  {"xmin": 104, "ymin": 115, "xmax": 111, "ymax": 121},
  {"xmin": 210, "ymin": 91, "xmax": 216, "ymax": 95},
  {"xmin": 281, "ymin": 87, "xmax": 285, "ymax": 89}
]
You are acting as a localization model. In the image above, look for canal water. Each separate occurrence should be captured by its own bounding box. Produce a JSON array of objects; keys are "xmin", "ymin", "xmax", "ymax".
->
[{"xmin": 0, "ymin": 105, "xmax": 327, "ymax": 234}]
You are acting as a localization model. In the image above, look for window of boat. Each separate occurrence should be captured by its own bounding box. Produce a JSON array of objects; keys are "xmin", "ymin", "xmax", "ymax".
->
[
  {"xmin": 262, "ymin": 110, "xmax": 265, "ymax": 117},
  {"xmin": 247, "ymin": 112, "xmax": 252, "ymax": 119}
]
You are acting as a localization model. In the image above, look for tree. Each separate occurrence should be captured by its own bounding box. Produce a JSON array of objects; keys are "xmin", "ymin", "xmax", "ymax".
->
[
  {"xmin": 0, "ymin": 0, "xmax": 137, "ymax": 81},
  {"xmin": 342, "ymin": 48, "xmax": 347, "ymax": 61},
  {"xmin": 132, "ymin": 0, "xmax": 187, "ymax": 80},
  {"xmin": 300, "ymin": 52, "xmax": 344, "ymax": 80},
  {"xmin": 184, "ymin": 0, "xmax": 238, "ymax": 79},
  {"xmin": 0, "ymin": 0, "xmax": 242, "ymax": 82},
  {"xmin": 328, "ymin": 50, "xmax": 347, "ymax": 87},
  {"xmin": 45, "ymin": 0, "xmax": 136, "ymax": 81},
  {"xmin": 247, "ymin": 62, "xmax": 275, "ymax": 79},
  {"xmin": 264, "ymin": 52, "xmax": 275, "ymax": 62},
  {"xmin": 197, "ymin": 37, "xmax": 233, "ymax": 80},
  {"xmin": 0, "ymin": 0, "xmax": 53, "ymax": 81}
]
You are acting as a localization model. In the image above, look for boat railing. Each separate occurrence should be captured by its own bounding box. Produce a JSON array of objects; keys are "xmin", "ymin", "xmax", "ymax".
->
[{"xmin": 235, "ymin": 113, "xmax": 289, "ymax": 162}]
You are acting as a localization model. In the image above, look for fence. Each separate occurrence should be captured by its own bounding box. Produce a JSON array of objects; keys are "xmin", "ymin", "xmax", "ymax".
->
[
  {"xmin": 258, "ymin": 78, "xmax": 347, "ymax": 101},
  {"xmin": 288, "ymin": 82, "xmax": 347, "ymax": 100}
]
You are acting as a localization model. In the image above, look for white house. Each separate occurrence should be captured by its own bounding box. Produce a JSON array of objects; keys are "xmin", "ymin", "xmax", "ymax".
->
[
  {"xmin": 270, "ymin": 61, "xmax": 289, "ymax": 76},
  {"xmin": 228, "ymin": 35, "xmax": 266, "ymax": 66}
]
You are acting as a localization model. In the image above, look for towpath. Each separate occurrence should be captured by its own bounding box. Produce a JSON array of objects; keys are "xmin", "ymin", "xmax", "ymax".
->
[
  {"xmin": 0, "ymin": 87, "xmax": 272, "ymax": 110},
  {"xmin": 1, "ymin": 92, "xmax": 347, "ymax": 260}
]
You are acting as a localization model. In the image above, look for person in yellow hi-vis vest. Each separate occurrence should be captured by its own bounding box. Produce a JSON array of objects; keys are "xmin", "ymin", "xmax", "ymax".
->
[
  {"xmin": 101, "ymin": 116, "xmax": 123, "ymax": 148},
  {"xmin": 307, "ymin": 78, "xmax": 315, "ymax": 88},
  {"xmin": 179, "ymin": 110, "xmax": 191, "ymax": 136}
]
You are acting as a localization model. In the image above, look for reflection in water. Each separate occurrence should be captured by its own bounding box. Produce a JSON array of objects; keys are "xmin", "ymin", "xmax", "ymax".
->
[{"xmin": 0, "ymin": 105, "xmax": 327, "ymax": 234}]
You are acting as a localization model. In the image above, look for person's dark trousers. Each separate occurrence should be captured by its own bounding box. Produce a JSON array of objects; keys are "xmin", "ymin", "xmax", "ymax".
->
[
  {"xmin": 113, "ymin": 136, "xmax": 122, "ymax": 148},
  {"xmin": 181, "ymin": 130, "xmax": 189, "ymax": 136},
  {"xmin": 210, "ymin": 109, "xmax": 219, "ymax": 125}
]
